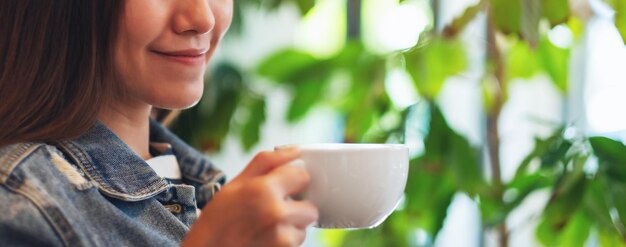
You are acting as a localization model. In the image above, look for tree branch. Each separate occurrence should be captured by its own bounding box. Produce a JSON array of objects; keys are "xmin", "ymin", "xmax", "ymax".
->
[{"xmin": 486, "ymin": 3, "xmax": 509, "ymax": 247}]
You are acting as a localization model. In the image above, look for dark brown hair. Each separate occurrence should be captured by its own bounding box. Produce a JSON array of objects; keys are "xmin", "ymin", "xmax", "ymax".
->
[{"xmin": 0, "ymin": 0, "xmax": 123, "ymax": 147}]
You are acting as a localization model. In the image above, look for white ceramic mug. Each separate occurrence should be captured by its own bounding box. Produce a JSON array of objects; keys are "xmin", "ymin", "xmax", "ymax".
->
[{"xmin": 276, "ymin": 143, "xmax": 409, "ymax": 229}]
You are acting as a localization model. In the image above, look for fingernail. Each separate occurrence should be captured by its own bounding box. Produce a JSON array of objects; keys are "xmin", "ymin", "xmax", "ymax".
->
[{"xmin": 275, "ymin": 144, "xmax": 297, "ymax": 151}]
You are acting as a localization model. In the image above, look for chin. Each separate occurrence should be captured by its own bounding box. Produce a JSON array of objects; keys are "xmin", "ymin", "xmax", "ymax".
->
[
  {"xmin": 155, "ymin": 99, "xmax": 200, "ymax": 110},
  {"xmin": 155, "ymin": 95, "xmax": 202, "ymax": 110},
  {"xmin": 150, "ymin": 85, "xmax": 204, "ymax": 110}
]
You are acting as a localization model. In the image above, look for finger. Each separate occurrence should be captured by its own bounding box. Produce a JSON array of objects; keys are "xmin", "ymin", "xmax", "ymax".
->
[
  {"xmin": 266, "ymin": 164, "xmax": 310, "ymax": 196},
  {"xmin": 284, "ymin": 200, "xmax": 319, "ymax": 229},
  {"xmin": 240, "ymin": 148, "xmax": 300, "ymax": 178},
  {"xmin": 249, "ymin": 224, "xmax": 306, "ymax": 247}
]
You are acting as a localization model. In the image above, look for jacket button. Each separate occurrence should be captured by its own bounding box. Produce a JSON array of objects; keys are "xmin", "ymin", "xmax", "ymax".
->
[{"xmin": 165, "ymin": 204, "xmax": 182, "ymax": 214}]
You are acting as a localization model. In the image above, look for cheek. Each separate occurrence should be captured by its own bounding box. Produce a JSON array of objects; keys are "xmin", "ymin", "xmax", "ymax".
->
[
  {"xmin": 114, "ymin": 5, "xmax": 165, "ymax": 96},
  {"xmin": 213, "ymin": 0, "xmax": 234, "ymax": 36},
  {"xmin": 113, "ymin": 39, "xmax": 150, "ymax": 108},
  {"xmin": 206, "ymin": 1, "xmax": 233, "ymax": 61},
  {"xmin": 124, "ymin": 1, "xmax": 167, "ymax": 39}
]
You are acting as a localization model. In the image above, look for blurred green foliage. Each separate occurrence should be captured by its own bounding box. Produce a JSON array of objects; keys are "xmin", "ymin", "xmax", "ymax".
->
[
  {"xmin": 404, "ymin": 37, "xmax": 467, "ymax": 100},
  {"xmin": 605, "ymin": 0, "xmax": 626, "ymax": 43},
  {"xmin": 171, "ymin": 0, "xmax": 626, "ymax": 246}
]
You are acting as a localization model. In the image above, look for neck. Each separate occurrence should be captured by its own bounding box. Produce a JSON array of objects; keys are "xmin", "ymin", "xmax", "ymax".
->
[{"xmin": 98, "ymin": 100, "xmax": 153, "ymax": 160}]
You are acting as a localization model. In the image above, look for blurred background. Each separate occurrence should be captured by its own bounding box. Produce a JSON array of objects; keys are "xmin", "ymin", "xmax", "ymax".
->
[{"xmin": 169, "ymin": 0, "xmax": 626, "ymax": 246}]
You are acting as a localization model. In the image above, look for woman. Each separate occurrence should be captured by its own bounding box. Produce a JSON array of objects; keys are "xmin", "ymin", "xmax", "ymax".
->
[{"xmin": 0, "ymin": 0, "xmax": 318, "ymax": 246}]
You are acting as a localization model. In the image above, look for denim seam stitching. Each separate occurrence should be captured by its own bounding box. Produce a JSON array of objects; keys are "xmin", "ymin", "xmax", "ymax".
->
[
  {"xmin": 8, "ymin": 184, "xmax": 81, "ymax": 247},
  {"xmin": 58, "ymin": 141, "xmax": 171, "ymax": 201},
  {"xmin": 0, "ymin": 147, "xmax": 83, "ymax": 247},
  {"xmin": 58, "ymin": 142, "xmax": 109, "ymax": 189},
  {"xmin": 0, "ymin": 143, "xmax": 31, "ymax": 176},
  {"xmin": 0, "ymin": 143, "xmax": 42, "ymax": 184}
]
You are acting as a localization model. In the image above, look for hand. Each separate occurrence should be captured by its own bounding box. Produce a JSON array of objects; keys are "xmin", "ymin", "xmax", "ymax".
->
[{"xmin": 182, "ymin": 148, "xmax": 318, "ymax": 247}]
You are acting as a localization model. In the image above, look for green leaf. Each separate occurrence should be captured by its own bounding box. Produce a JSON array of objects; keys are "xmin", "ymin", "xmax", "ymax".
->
[
  {"xmin": 403, "ymin": 104, "xmax": 483, "ymax": 238},
  {"xmin": 265, "ymin": 0, "xmax": 283, "ymax": 10},
  {"xmin": 257, "ymin": 49, "xmax": 320, "ymax": 83},
  {"xmin": 541, "ymin": 0, "xmax": 570, "ymax": 27},
  {"xmin": 558, "ymin": 211, "xmax": 592, "ymax": 247},
  {"xmin": 491, "ymin": 0, "xmax": 522, "ymax": 34},
  {"xmin": 605, "ymin": 0, "xmax": 626, "ymax": 44},
  {"xmin": 286, "ymin": 79, "xmax": 326, "ymax": 122},
  {"xmin": 491, "ymin": 0, "xmax": 570, "ymax": 43},
  {"xmin": 506, "ymin": 41, "xmax": 541, "ymax": 81},
  {"xmin": 583, "ymin": 178, "xmax": 615, "ymax": 230},
  {"xmin": 504, "ymin": 173, "xmax": 551, "ymax": 211},
  {"xmin": 538, "ymin": 37, "xmax": 570, "ymax": 92},
  {"xmin": 590, "ymin": 137, "xmax": 626, "ymax": 163},
  {"xmin": 479, "ymin": 189, "xmax": 506, "ymax": 226},
  {"xmin": 537, "ymin": 210, "xmax": 591, "ymax": 247},
  {"xmin": 552, "ymin": 156, "xmax": 587, "ymax": 200},
  {"xmin": 539, "ymin": 139, "xmax": 572, "ymax": 169},
  {"xmin": 513, "ymin": 127, "xmax": 568, "ymax": 178},
  {"xmin": 260, "ymin": 46, "xmax": 371, "ymax": 129},
  {"xmin": 566, "ymin": 17, "xmax": 585, "ymax": 40},
  {"xmin": 342, "ymin": 53, "xmax": 387, "ymax": 142},
  {"xmin": 590, "ymin": 136, "xmax": 626, "ymax": 182},
  {"xmin": 447, "ymin": 126, "xmax": 484, "ymax": 195},
  {"xmin": 607, "ymin": 181, "xmax": 626, "ymax": 236},
  {"xmin": 344, "ymin": 99, "xmax": 377, "ymax": 143},
  {"xmin": 421, "ymin": 105, "xmax": 484, "ymax": 195},
  {"xmin": 240, "ymin": 96, "xmax": 266, "ymax": 151},
  {"xmin": 291, "ymin": 0, "xmax": 315, "ymax": 15},
  {"xmin": 380, "ymin": 213, "xmax": 413, "ymax": 246},
  {"xmin": 405, "ymin": 156, "xmax": 456, "ymax": 238},
  {"xmin": 540, "ymin": 156, "xmax": 588, "ymax": 238},
  {"xmin": 599, "ymin": 228, "xmax": 626, "ymax": 247},
  {"xmin": 340, "ymin": 228, "xmax": 386, "ymax": 247},
  {"xmin": 403, "ymin": 105, "xmax": 456, "ymax": 238},
  {"xmin": 340, "ymin": 213, "xmax": 413, "ymax": 247},
  {"xmin": 404, "ymin": 38, "xmax": 467, "ymax": 99},
  {"xmin": 329, "ymin": 41, "xmax": 367, "ymax": 68},
  {"xmin": 591, "ymin": 142, "xmax": 626, "ymax": 238},
  {"xmin": 481, "ymin": 174, "xmax": 550, "ymax": 226},
  {"xmin": 320, "ymin": 229, "xmax": 348, "ymax": 247}
]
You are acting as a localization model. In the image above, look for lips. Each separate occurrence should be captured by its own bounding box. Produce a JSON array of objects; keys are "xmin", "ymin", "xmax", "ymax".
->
[{"xmin": 151, "ymin": 48, "xmax": 208, "ymax": 66}]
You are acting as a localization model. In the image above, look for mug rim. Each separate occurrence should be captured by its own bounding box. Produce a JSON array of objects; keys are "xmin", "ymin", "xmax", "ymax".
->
[{"xmin": 275, "ymin": 143, "xmax": 408, "ymax": 151}]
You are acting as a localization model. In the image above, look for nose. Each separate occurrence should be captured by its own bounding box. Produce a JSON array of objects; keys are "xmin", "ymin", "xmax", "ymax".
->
[{"xmin": 172, "ymin": 0, "xmax": 215, "ymax": 35}]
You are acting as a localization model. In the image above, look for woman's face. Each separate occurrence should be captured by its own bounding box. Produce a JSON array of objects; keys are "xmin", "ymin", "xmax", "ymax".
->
[{"xmin": 114, "ymin": 0, "xmax": 233, "ymax": 109}]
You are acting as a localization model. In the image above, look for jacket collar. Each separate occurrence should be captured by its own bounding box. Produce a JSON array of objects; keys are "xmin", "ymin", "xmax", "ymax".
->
[
  {"xmin": 57, "ymin": 120, "xmax": 224, "ymax": 202},
  {"xmin": 59, "ymin": 121, "xmax": 167, "ymax": 201}
]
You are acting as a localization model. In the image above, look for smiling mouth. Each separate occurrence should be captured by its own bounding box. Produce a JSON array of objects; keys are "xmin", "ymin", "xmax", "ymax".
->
[{"xmin": 151, "ymin": 49, "xmax": 208, "ymax": 66}]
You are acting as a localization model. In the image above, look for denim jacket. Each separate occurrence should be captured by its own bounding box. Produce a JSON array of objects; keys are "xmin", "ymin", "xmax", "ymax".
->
[{"xmin": 0, "ymin": 120, "xmax": 225, "ymax": 246}]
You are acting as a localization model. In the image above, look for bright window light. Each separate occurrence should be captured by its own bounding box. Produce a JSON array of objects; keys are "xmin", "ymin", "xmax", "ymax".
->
[
  {"xmin": 363, "ymin": 0, "xmax": 431, "ymax": 53},
  {"xmin": 385, "ymin": 68, "xmax": 420, "ymax": 108},
  {"xmin": 585, "ymin": 18, "xmax": 626, "ymax": 133},
  {"xmin": 294, "ymin": 0, "xmax": 347, "ymax": 57},
  {"xmin": 547, "ymin": 24, "xmax": 574, "ymax": 49}
]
